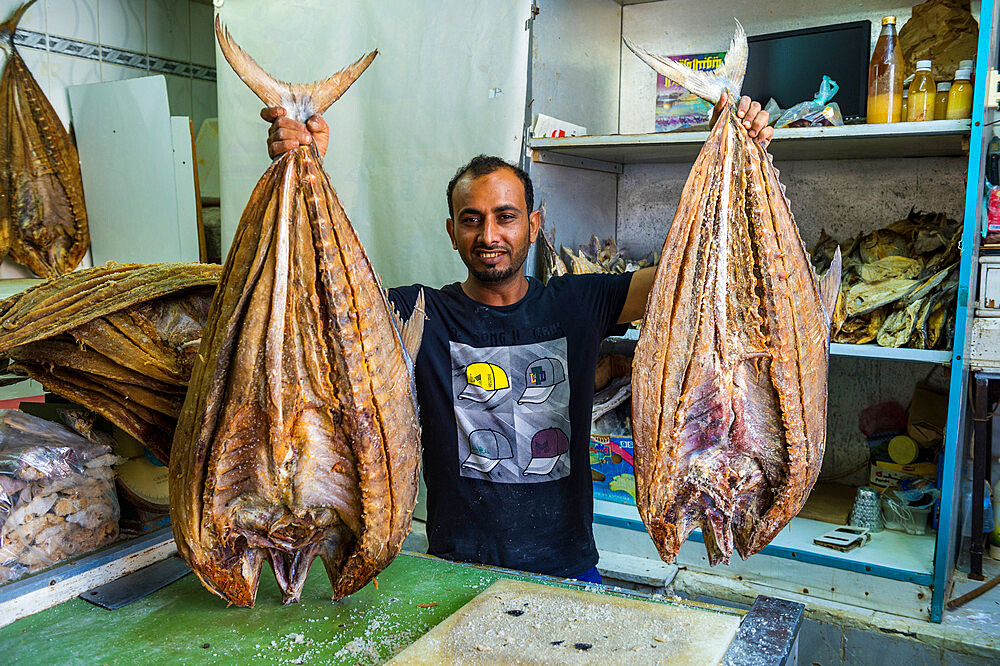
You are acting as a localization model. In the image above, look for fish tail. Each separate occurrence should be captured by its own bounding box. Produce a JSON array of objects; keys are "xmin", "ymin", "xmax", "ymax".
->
[
  {"xmin": 1, "ymin": 0, "xmax": 39, "ymax": 52},
  {"xmin": 215, "ymin": 15, "xmax": 376, "ymax": 122},
  {"xmin": 623, "ymin": 18, "xmax": 747, "ymax": 105}
]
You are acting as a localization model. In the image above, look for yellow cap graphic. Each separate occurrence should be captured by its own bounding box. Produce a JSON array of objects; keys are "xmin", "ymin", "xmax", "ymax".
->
[{"xmin": 459, "ymin": 363, "xmax": 510, "ymax": 402}]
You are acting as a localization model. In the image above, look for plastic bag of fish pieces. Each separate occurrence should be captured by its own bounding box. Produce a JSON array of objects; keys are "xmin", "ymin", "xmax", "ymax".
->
[{"xmin": 0, "ymin": 410, "xmax": 119, "ymax": 583}]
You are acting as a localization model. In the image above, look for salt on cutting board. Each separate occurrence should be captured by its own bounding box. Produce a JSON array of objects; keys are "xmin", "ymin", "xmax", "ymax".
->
[{"xmin": 389, "ymin": 577, "xmax": 741, "ymax": 664}]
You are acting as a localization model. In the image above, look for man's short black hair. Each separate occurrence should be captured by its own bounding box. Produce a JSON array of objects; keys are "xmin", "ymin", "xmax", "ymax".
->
[{"xmin": 446, "ymin": 155, "xmax": 534, "ymax": 219}]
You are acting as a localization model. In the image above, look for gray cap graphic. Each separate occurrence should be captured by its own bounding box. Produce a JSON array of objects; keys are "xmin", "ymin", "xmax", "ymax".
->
[
  {"xmin": 462, "ymin": 429, "xmax": 514, "ymax": 473},
  {"xmin": 517, "ymin": 357, "xmax": 566, "ymax": 404}
]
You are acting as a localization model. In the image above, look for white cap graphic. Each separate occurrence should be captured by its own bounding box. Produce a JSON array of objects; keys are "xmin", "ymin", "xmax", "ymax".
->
[
  {"xmin": 462, "ymin": 429, "xmax": 514, "ymax": 473},
  {"xmin": 517, "ymin": 357, "xmax": 566, "ymax": 404}
]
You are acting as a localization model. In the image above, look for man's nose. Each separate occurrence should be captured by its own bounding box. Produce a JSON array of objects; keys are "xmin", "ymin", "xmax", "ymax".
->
[{"xmin": 480, "ymin": 217, "xmax": 500, "ymax": 245}]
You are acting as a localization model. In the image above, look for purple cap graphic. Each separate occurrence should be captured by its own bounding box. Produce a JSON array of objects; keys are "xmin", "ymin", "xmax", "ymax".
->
[
  {"xmin": 462, "ymin": 429, "xmax": 514, "ymax": 473},
  {"xmin": 522, "ymin": 427, "xmax": 570, "ymax": 476}
]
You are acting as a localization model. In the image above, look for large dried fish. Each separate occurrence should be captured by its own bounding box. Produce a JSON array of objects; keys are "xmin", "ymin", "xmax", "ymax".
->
[
  {"xmin": 625, "ymin": 22, "xmax": 840, "ymax": 565},
  {"xmin": 0, "ymin": 262, "xmax": 219, "ymax": 462},
  {"xmin": 170, "ymin": 18, "xmax": 425, "ymax": 608},
  {"xmin": 0, "ymin": 0, "xmax": 89, "ymax": 277}
]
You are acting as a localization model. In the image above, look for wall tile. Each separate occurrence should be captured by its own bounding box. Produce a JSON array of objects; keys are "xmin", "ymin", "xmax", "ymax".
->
[
  {"xmin": 46, "ymin": 0, "xmax": 98, "ymax": 43},
  {"xmin": 0, "ymin": 0, "xmax": 46, "ymax": 32},
  {"xmin": 98, "ymin": 0, "xmax": 145, "ymax": 52},
  {"xmin": 164, "ymin": 73, "xmax": 191, "ymax": 118},
  {"xmin": 146, "ymin": 0, "xmax": 188, "ymax": 61},
  {"xmin": 191, "ymin": 77, "xmax": 216, "ymax": 135},
  {"xmin": 101, "ymin": 60, "xmax": 146, "ymax": 81},
  {"xmin": 47, "ymin": 50, "xmax": 101, "ymax": 129},
  {"xmin": 188, "ymin": 0, "xmax": 213, "ymax": 66}
]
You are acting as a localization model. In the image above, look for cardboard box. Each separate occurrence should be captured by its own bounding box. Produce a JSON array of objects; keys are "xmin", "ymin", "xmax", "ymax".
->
[
  {"xmin": 869, "ymin": 460, "xmax": 937, "ymax": 488},
  {"xmin": 590, "ymin": 435, "xmax": 636, "ymax": 505}
]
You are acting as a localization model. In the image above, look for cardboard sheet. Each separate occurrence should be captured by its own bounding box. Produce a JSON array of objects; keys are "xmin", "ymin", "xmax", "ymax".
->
[{"xmin": 390, "ymin": 577, "xmax": 741, "ymax": 664}]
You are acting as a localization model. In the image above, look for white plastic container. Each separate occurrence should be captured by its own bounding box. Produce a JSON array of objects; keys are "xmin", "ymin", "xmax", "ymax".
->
[{"xmin": 882, "ymin": 490, "xmax": 932, "ymax": 535}]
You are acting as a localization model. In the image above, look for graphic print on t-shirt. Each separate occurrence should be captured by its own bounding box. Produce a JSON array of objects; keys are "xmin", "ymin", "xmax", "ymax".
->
[{"xmin": 451, "ymin": 338, "xmax": 570, "ymax": 483}]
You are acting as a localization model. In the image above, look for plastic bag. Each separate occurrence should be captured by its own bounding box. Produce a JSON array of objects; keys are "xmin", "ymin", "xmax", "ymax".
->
[
  {"xmin": 774, "ymin": 76, "xmax": 844, "ymax": 129},
  {"xmin": 985, "ymin": 185, "xmax": 1000, "ymax": 245},
  {"xmin": 0, "ymin": 410, "xmax": 120, "ymax": 583}
]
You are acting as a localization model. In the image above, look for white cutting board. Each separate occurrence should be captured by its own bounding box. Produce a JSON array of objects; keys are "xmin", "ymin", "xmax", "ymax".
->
[
  {"xmin": 389, "ymin": 577, "xmax": 741, "ymax": 665},
  {"xmin": 67, "ymin": 75, "xmax": 199, "ymax": 266}
]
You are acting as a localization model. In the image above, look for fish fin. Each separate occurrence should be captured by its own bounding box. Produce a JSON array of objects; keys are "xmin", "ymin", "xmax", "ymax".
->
[
  {"xmin": 0, "ymin": 0, "xmax": 38, "ymax": 51},
  {"xmin": 215, "ymin": 15, "xmax": 291, "ymax": 109},
  {"xmin": 623, "ymin": 19, "xmax": 746, "ymax": 105},
  {"xmin": 307, "ymin": 49, "xmax": 378, "ymax": 116},
  {"xmin": 818, "ymin": 246, "xmax": 842, "ymax": 325},
  {"xmin": 214, "ymin": 16, "xmax": 376, "ymax": 121},
  {"xmin": 401, "ymin": 289, "xmax": 427, "ymax": 363}
]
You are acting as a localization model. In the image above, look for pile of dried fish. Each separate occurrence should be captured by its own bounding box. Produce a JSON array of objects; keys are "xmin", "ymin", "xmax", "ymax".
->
[
  {"xmin": 0, "ymin": 1, "xmax": 90, "ymax": 277},
  {"xmin": 811, "ymin": 210, "xmax": 959, "ymax": 349},
  {"xmin": 626, "ymin": 22, "xmax": 838, "ymax": 565},
  {"xmin": 540, "ymin": 224, "xmax": 656, "ymax": 283},
  {"xmin": 170, "ymin": 19, "xmax": 424, "ymax": 608},
  {"xmin": 0, "ymin": 262, "xmax": 220, "ymax": 463}
]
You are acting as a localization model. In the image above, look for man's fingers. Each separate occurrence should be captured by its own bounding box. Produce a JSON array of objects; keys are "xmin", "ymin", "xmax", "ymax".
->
[
  {"xmin": 260, "ymin": 106, "xmax": 285, "ymax": 122},
  {"xmin": 268, "ymin": 126, "xmax": 312, "ymax": 143},
  {"xmin": 736, "ymin": 94, "xmax": 751, "ymax": 118},
  {"xmin": 306, "ymin": 115, "xmax": 328, "ymax": 133},
  {"xmin": 749, "ymin": 109, "xmax": 768, "ymax": 137},
  {"xmin": 757, "ymin": 126, "xmax": 774, "ymax": 148},
  {"xmin": 268, "ymin": 139, "xmax": 301, "ymax": 159}
]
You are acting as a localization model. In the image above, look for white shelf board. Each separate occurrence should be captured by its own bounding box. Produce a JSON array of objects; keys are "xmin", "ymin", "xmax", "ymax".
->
[
  {"xmin": 830, "ymin": 343, "xmax": 952, "ymax": 363},
  {"xmin": 593, "ymin": 499, "xmax": 935, "ymax": 582},
  {"xmin": 530, "ymin": 119, "xmax": 972, "ymax": 164},
  {"xmin": 607, "ymin": 332, "xmax": 952, "ymax": 364}
]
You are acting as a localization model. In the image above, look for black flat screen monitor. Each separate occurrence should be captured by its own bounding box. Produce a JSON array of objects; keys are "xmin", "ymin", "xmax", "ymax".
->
[{"xmin": 741, "ymin": 20, "xmax": 871, "ymax": 122}]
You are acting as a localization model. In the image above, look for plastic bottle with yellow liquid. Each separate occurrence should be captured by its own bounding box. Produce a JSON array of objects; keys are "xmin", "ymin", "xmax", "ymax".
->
[
  {"xmin": 907, "ymin": 60, "xmax": 935, "ymax": 121},
  {"xmin": 946, "ymin": 68, "xmax": 974, "ymax": 119},
  {"xmin": 935, "ymin": 82, "xmax": 951, "ymax": 119},
  {"xmin": 867, "ymin": 16, "xmax": 904, "ymax": 123}
]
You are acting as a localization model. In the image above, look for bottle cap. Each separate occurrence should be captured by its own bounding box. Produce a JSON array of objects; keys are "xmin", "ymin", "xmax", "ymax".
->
[
  {"xmin": 916, "ymin": 60, "xmax": 932, "ymax": 70},
  {"xmin": 960, "ymin": 59, "xmax": 974, "ymax": 69},
  {"xmin": 956, "ymin": 68, "xmax": 972, "ymax": 79},
  {"xmin": 903, "ymin": 89, "xmax": 909, "ymax": 98},
  {"xmin": 889, "ymin": 435, "xmax": 919, "ymax": 465},
  {"xmin": 882, "ymin": 16, "xmax": 897, "ymax": 25},
  {"xmin": 938, "ymin": 82, "xmax": 952, "ymax": 91}
]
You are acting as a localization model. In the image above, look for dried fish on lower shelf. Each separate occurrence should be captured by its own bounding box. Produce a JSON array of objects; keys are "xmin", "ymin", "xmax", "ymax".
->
[
  {"xmin": 0, "ymin": 262, "xmax": 221, "ymax": 463},
  {"xmin": 811, "ymin": 210, "xmax": 959, "ymax": 350},
  {"xmin": 0, "ymin": 410, "xmax": 119, "ymax": 583}
]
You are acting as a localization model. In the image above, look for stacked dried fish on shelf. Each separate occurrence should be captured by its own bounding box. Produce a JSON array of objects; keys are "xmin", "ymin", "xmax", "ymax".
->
[
  {"xmin": 170, "ymin": 19, "xmax": 424, "ymax": 608},
  {"xmin": 0, "ymin": 410, "xmax": 119, "ymax": 582},
  {"xmin": 0, "ymin": 1, "xmax": 90, "ymax": 277},
  {"xmin": 540, "ymin": 225, "xmax": 656, "ymax": 284},
  {"xmin": 625, "ymin": 22, "xmax": 839, "ymax": 566},
  {"xmin": 811, "ymin": 210, "xmax": 959, "ymax": 350},
  {"xmin": 0, "ymin": 263, "xmax": 221, "ymax": 463}
]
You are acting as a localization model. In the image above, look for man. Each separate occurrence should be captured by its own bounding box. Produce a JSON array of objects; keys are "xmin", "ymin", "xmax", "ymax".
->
[{"xmin": 262, "ymin": 96, "xmax": 771, "ymax": 583}]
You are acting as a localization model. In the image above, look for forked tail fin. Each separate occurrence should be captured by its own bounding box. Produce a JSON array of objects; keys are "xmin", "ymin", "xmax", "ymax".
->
[
  {"xmin": 0, "ymin": 0, "xmax": 38, "ymax": 52},
  {"xmin": 214, "ymin": 15, "xmax": 376, "ymax": 122},
  {"xmin": 623, "ymin": 19, "xmax": 747, "ymax": 105}
]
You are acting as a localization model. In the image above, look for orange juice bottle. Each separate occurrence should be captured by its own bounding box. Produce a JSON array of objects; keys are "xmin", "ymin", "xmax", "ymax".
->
[
  {"xmin": 946, "ymin": 68, "xmax": 974, "ymax": 119},
  {"xmin": 867, "ymin": 17, "xmax": 904, "ymax": 123},
  {"xmin": 907, "ymin": 60, "xmax": 935, "ymax": 121},
  {"xmin": 935, "ymin": 82, "xmax": 951, "ymax": 119}
]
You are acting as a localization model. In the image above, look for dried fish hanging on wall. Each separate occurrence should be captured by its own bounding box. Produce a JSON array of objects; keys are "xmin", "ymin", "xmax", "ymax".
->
[
  {"xmin": 0, "ymin": 262, "xmax": 221, "ymax": 463},
  {"xmin": 170, "ymin": 18, "xmax": 425, "ymax": 608},
  {"xmin": 0, "ymin": 0, "xmax": 90, "ymax": 277},
  {"xmin": 625, "ymin": 22, "xmax": 840, "ymax": 566}
]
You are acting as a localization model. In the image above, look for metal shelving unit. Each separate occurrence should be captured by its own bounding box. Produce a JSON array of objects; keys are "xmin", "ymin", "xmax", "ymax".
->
[{"xmin": 527, "ymin": 0, "xmax": 999, "ymax": 623}]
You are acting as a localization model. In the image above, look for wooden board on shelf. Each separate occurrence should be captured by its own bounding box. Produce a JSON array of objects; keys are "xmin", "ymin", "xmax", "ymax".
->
[{"xmin": 798, "ymin": 483, "xmax": 856, "ymax": 525}]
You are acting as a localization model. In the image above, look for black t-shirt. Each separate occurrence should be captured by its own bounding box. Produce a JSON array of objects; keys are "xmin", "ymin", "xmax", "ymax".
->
[{"xmin": 388, "ymin": 272, "xmax": 633, "ymax": 577}]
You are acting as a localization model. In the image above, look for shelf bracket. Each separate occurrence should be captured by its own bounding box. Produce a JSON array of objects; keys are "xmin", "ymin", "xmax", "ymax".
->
[
  {"xmin": 531, "ymin": 150, "xmax": 623, "ymax": 174},
  {"xmin": 987, "ymin": 68, "xmax": 1000, "ymax": 110}
]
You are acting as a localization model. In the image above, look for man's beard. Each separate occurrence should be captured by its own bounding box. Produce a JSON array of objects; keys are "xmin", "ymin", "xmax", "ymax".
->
[{"xmin": 465, "ymin": 241, "xmax": 530, "ymax": 283}]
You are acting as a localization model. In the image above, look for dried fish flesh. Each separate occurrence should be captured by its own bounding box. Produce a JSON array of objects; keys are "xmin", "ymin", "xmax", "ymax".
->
[
  {"xmin": 0, "ymin": 262, "xmax": 219, "ymax": 462},
  {"xmin": 170, "ymin": 19, "xmax": 425, "ymax": 608},
  {"xmin": 625, "ymin": 22, "xmax": 840, "ymax": 565},
  {"xmin": 859, "ymin": 256, "xmax": 921, "ymax": 282},
  {"xmin": 844, "ymin": 278, "xmax": 919, "ymax": 317},
  {"xmin": 0, "ymin": 0, "xmax": 89, "ymax": 277}
]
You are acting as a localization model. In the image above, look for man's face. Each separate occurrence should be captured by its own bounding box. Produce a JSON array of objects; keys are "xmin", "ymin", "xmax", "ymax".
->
[{"xmin": 446, "ymin": 168, "xmax": 540, "ymax": 284}]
